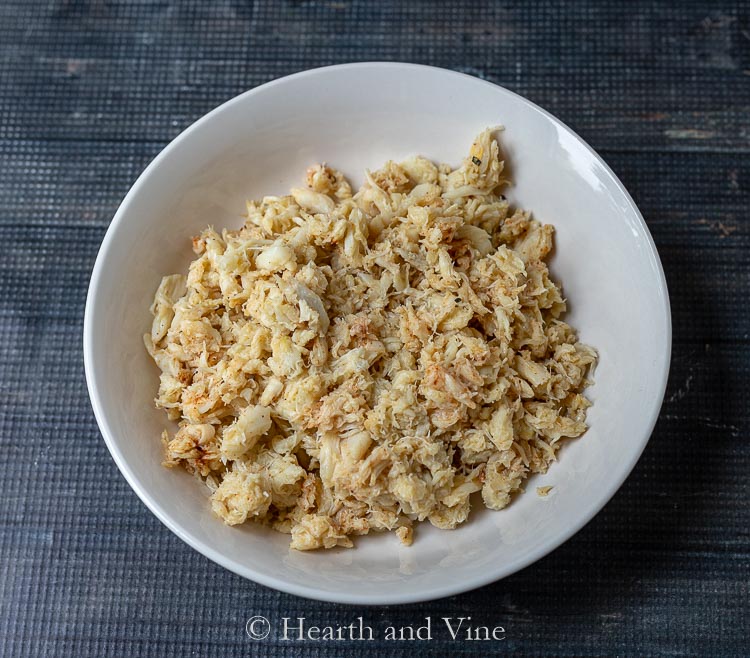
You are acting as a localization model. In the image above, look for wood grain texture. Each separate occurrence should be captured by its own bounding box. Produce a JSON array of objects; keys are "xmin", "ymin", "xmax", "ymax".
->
[{"xmin": 0, "ymin": 1, "xmax": 748, "ymax": 657}]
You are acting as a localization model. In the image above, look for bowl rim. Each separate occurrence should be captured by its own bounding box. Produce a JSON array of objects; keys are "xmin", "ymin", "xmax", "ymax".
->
[{"xmin": 84, "ymin": 61, "xmax": 672, "ymax": 605}]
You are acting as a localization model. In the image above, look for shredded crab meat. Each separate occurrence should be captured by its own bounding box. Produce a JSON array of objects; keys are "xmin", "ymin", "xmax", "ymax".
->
[{"xmin": 145, "ymin": 128, "xmax": 597, "ymax": 550}]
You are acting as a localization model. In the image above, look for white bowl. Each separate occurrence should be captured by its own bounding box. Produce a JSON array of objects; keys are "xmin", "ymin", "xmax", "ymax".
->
[{"xmin": 84, "ymin": 63, "xmax": 671, "ymax": 604}]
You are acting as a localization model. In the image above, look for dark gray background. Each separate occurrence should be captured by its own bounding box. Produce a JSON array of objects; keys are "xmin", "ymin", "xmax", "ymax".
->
[{"xmin": 1, "ymin": 1, "xmax": 748, "ymax": 656}]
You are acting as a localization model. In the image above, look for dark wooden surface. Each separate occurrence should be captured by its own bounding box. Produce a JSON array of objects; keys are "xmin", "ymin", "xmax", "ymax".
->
[{"xmin": 1, "ymin": 1, "xmax": 748, "ymax": 656}]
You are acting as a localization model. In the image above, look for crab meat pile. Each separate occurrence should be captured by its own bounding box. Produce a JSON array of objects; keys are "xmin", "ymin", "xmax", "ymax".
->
[{"xmin": 145, "ymin": 129, "xmax": 597, "ymax": 550}]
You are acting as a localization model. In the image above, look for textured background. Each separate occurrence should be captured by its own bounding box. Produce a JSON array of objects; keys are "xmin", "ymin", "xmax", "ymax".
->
[{"xmin": 1, "ymin": 1, "xmax": 748, "ymax": 656}]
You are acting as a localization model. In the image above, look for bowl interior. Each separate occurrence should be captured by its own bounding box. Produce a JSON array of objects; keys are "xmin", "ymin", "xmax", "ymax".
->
[{"xmin": 85, "ymin": 63, "xmax": 670, "ymax": 604}]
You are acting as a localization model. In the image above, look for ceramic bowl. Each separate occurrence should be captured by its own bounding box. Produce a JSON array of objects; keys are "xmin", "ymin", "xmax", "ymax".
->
[{"xmin": 84, "ymin": 63, "xmax": 671, "ymax": 604}]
